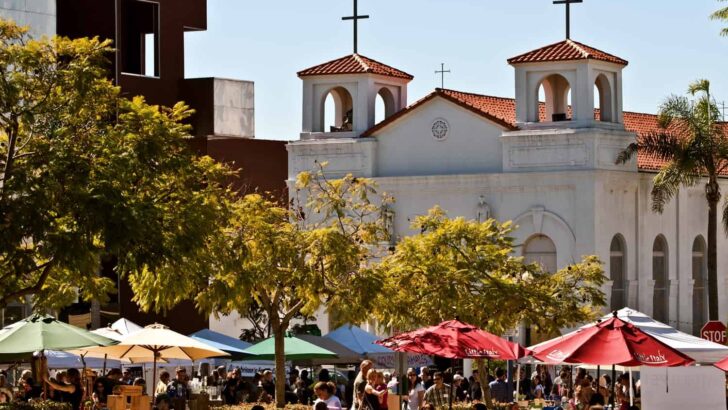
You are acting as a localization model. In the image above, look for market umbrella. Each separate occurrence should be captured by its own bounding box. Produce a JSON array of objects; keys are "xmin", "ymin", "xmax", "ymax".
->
[
  {"xmin": 0, "ymin": 314, "xmax": 118, "ymax": 359},
  {"xmin": 377, "ymin": 319, "xmax": 530, "ymax": 360},
  {"xmin": 44, "ymin": 350, "xmax": 122, "ymax": 369},
  {"xmin": 295, "ymin": 334, "xmax": 362, "ymax": 365},
  {"xmin": 713, "ymin": 355, "xmax": 728, "ymax": 371},
  {"xmin": 377, "ymin": 319, "xmax": 530, "ymax": 410},
  {"xmin": 530, "ymin": 313, "xmax": 695, "ymax": 367},
  {"xmin": 80, "ymin": 323, "xmax": 229, "ymax": 399},
  {"xmin": 241, "ymin": 334, "xmax": 338, "ymax": 360}
]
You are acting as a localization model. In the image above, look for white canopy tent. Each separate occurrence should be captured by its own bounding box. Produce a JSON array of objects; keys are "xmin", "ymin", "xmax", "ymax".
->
[{"xmin": 529, "ymin": 307, "xmax": 728, "ymax": 364}]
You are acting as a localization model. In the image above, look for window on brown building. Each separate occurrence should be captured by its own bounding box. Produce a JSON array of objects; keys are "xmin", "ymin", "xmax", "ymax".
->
[{"xmin": 121, "ymin": 0, "xmax": 160, "ymax": 77}]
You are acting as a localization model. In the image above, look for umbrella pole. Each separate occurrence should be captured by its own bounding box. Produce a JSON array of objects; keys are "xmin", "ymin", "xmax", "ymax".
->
[
  {"xmin": 103, "ymin": 353, "xmax": 107, "ymax": 375},
  {"xmin": 629, "ymin": 367, "xmax": 634, "ymax": 406},
  {"xmin": 611, "ymin": 365, "xmax": 616, "ymax": 406},
  {"xmin": 516, "ymin": 364, "xmax": 521, "ymax": 402},
  {"xmin": 449, "ymin": 358, "xmax": 454, "ymax": 410},
  {"xmin": 152, "ymin": 350, "xmax": 159, "ymax": 402}
]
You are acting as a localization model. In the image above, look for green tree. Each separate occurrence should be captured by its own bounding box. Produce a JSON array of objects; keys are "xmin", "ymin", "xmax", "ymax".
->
[
  {"xmin": 0, "ymin": 20, "xmax": 233, "ymax": 310},
  {"xmin": 373, "ymin": 207, "xmax": 605, "ymax": 405},
  {"xmin": 711, "ymin": 0, "xmax": 728, "ymax": 36},
  {"xmin": 131, "ymin": 167, "xmax": 391, "ymax": 408},
  {"xmin": 617, "ymin": 79, "xmax": 728, "ymax": 321}
]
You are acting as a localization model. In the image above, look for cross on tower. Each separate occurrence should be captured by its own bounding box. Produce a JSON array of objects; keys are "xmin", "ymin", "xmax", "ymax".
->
[
  {"xmin": 553, "ymin": 0, "xmax": 583, "ymax": 40},
  {"xmin": 342, "ymin": 0, "xmax": 370, "ymax": 54},
  {"xmin": 435, "ymin": 63, "xmax": 451, "ymax": 89}
]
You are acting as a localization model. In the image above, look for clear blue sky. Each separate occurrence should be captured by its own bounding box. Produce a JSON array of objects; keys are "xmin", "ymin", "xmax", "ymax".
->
[{"xmin": 184, "ymin": 0, "xmax": 728, "ymax": 141}]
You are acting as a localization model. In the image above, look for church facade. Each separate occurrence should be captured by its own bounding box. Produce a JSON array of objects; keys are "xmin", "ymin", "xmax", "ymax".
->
[{"xmin": 286, "ymin": 40, "xmax": 728, "ymax": 337}]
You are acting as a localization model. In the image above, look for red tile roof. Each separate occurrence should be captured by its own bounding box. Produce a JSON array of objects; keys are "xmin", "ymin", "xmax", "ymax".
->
[
  {"xmin": 361, "ymin": 88, "xmax": 707, "ymax": 173},
  {"xmin": 297, "ymin": 54, "xmax": 414, "ymax": 80},
  {"xmin": 361, "ymin": 89, "xmax": 517, "ymax": 137},
  {"xmin": 508, "ymin": 40, "xmax": 628, "ymax": 66}
]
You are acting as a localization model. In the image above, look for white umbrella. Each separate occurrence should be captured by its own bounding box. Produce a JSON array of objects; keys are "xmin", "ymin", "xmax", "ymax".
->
[{"xmin": 81, "ymin": 324, "xmax": 229, "ymax": 399}]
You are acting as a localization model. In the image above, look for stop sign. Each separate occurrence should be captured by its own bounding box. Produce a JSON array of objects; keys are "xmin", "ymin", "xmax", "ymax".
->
[{"xmin": 701, "ymin": 321, "xmax": 727, "ymax": 344}]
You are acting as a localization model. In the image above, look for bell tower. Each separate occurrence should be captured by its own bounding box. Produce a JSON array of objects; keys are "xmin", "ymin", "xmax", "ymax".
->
[
  {"xmin": 508, "ymin": 39, "xmax": 628, "ymax": 129},
  {"xmin": 501, "ymin": 40, "xmax": 636, "ymax": 173},
  {"xmin": 297, "ymin": 54, "xmax": 412, "ymax": 140}
]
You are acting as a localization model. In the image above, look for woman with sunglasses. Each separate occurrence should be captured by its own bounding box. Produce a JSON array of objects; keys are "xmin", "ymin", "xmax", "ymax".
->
[{"xmin": 406, "ymin": 369, "xmax": 425, "ymax": 410}]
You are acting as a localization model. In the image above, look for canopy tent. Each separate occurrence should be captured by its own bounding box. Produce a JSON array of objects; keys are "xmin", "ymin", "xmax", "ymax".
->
[
  {"xmin": 44, "ymin": 350, "xmax": 121, "ymax": 369},
  {"xmin": 325, "ymin": 324, "xmax": 392, "ymax": 356},
  {"xmin": 530, "ymin": 308, "xmax": 728, "ymax": 364},
  {"xmin": 241, "ymin": 334, "xmax": 337, "ymax": 360},
  {"xmin": 110, "ymin": 318, "xmax": 142, "ymax": 335},
  {"xmin": 189, "ymin": 329, "xmax": 252, "ymax": 360},
  {"xmin": 294, "ymin": 334, "xmax": 362, "ymax": 365},
  {"xmin": 91, "ymin": 318, "xmax": 143, "ymax": 342},
  {"xmin": 326, "ymin": 324, "xmax": 434, "ymax": 368}
]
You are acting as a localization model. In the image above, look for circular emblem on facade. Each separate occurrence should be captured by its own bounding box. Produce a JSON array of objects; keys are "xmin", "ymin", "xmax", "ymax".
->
[{"xmin": 431, "ymin": 119, "xmax": 449, "ymax": 141}]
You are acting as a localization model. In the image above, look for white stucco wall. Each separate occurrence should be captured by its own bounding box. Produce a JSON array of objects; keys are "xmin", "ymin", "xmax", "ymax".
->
[
  {"xmin": 280, "ymin": 96, "xmax": 728, "ymax": 340},
  {"xmin": 0, "ymin": 0, "xmax": 56, "ymax": 38},
  {"xmin": 375, "ymin": 98, "xmax": 505, "ymax": 176}
]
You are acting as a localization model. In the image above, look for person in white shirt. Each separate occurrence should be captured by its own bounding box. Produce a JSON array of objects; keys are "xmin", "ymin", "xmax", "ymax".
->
[
  {"xmin": 314, "ymin": 381, "xmax": 342, "ymax": 410},
  {"xmin": 406, "ymin": 369, "xmax": 425, "ymax": 410}
]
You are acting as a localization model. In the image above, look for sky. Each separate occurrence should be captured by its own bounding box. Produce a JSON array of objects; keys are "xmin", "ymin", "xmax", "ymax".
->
[{"xmin": 184, "ymin": 0, "xmax": 728, "ymax": 141}]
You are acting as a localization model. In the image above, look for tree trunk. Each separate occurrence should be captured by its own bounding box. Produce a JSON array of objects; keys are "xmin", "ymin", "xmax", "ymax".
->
[
  {"xmin": 273, "ymin": 323, "xmax": 287, "ymax": 408},
  {"xmin": 474, "ymin": 359, "xmax": 493, "ymax": 407},
  {"xmin": 707, "ymin": 179, "xmax": 721, "ymax": 320}
]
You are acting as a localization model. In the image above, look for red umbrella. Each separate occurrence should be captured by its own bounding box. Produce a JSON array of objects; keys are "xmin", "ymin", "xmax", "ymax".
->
[
  {"xmin": 714, "ymin": 355, "xmax": 728, "ymax": 371},
  {"xmin": 376, "ymin": 319, "xmax": 530, "ymax": 360},
  {"xmin": 531, "ymin": 314, "xmax": 694, "ymax": 367}
]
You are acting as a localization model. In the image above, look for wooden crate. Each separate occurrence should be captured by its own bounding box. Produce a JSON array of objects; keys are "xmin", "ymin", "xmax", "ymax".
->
[{"xmin": 107, "ymin": 385, "xmax": 150, "ymax": 410}]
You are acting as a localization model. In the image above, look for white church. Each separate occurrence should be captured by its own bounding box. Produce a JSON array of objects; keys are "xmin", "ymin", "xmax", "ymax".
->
[{"xmin": 282, "ymin": 38, "xmax": 728, "ymax": 339}]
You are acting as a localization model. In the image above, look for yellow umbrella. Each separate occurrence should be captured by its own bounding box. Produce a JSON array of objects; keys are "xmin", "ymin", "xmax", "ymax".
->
[{"xmin": 81, "ymin": 324, "xmax": 229, "ymax": 399}]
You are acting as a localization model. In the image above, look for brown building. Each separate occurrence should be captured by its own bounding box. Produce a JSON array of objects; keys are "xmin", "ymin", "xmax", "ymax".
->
[{"xmin": 45, "ymin": 0, "xmax": 287, "ymax": 334}]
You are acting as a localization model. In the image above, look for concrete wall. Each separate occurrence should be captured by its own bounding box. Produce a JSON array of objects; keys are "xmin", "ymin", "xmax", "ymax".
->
[
  {"xmin": 0, "ymin": 0, "xmax": 56, "ymax": 38},
  {"xmin": 182, "ymin": 78, "xmax": 256, "ymax": 138}
]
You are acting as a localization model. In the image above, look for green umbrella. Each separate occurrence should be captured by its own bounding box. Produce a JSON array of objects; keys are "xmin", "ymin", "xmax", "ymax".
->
[
  {"xmin": 0, "ymin": 314, "xmax": 118, "ymax": 360},
  {"xmin": 242, "ymin": 334, "xmax": 338, "ymax": 360}
]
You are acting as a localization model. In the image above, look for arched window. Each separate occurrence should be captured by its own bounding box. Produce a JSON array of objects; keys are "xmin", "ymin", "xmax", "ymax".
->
[
  {"xmin": 536, "ymin": 74, "xmax": 572, "ymax": 123},
  {"xmin": 692, "ymin": 236, "xmax": 707, "ymax": 335},
  {"xmin": 524, "ymin": 234, "xmax": 557, "ymax": 273},
  {"xmin": 319, "ymin": 86, "xmax": 353, "ymax": 132},
  {"xmin": 375, "ymin": 87, "xmax": 396, "ymax": 124},
  {"xmin": 594, "ymin": 74, "xmax": 614, "ymax": 123},
  {"xmin": 610, "ymin": 235, "xmax": 626, "ymax": 311},
  {"xmin": 652, "ymin": 236, "xmax": 669, "ymax": 323}
]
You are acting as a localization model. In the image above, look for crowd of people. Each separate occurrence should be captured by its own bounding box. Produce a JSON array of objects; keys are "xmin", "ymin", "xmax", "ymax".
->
[{"xmin": 0, "ymin": 361, "xmax": 644, "ymax": 410}]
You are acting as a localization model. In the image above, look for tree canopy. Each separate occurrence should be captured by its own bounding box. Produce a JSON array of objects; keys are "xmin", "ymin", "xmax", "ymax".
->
[
  {"xmin": 373, "ymin": 207, "xmax": 606, "ymax": 336},
  {"xmin": 711, "ymin": 0, "xmax": 728, "ymax": 36},
  {"xmin": 0, "ymin": 20, "xmax": 233, "ymax": 310},
  {"xmin": 132, "ymin": 166, "xmax": 391, "ymax": 407}
]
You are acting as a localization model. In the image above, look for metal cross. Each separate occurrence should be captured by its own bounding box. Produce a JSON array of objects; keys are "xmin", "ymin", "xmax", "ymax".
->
[
  {"xmin": 342, "ymin": 0, "xmax": 369, "ymax": 54},
  {"xmin": 553, "ymin": 0, "xmax": 583, "ymax": 39},
  {"xmin": 435, "ymin": 63, "xmax": 451, "ymax": 89}
]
